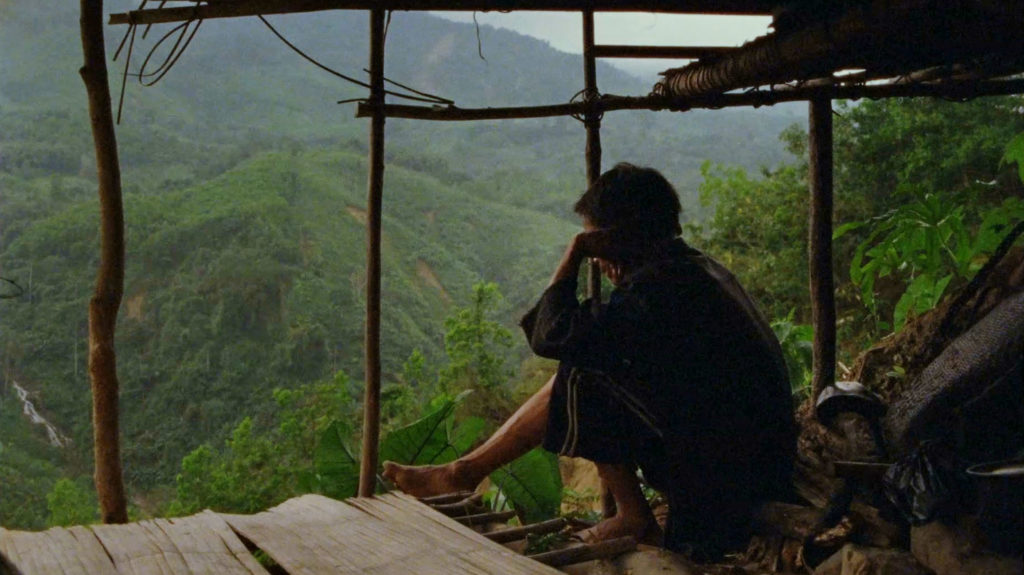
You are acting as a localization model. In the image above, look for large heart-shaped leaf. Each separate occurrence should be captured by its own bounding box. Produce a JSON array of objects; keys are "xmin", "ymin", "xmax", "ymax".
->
[
  {"xmin": 315, "ymin": 419, "xmax": 359, "ymax": 499},
  {"xmin": 380, "ymin": 390, "xmax": 472, "ymax": 466},
  {"xmin": 490, "ymin": 448, "xmax": 562, "ymax": 523}
]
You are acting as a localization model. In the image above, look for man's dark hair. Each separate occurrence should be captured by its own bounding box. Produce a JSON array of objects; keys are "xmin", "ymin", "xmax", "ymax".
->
[{"xmin": 573, "ymin": 162, "xmax": 682, "ymax": 239}]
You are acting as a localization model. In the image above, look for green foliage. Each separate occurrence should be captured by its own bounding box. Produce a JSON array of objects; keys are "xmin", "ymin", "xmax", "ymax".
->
[
  {"xmin": 834, "ymin": 98, "xmax": 1024, "ymax": 214},
  {"xmin": 837, "ymin": 193, "xmax": 1024, "ymax": 328},
  {"xmin": 694, "ymin": 125, "xmax": 810, "ymax": 320},
  {"xmin": 168, "ymin": 373, "xmax": 354, "ymax": 515},
  {"xmin": 1002, "ymin": 132, "xmax": 1024, "ymax": 182},
  {"xmin": 770, "ymin": 315, "xmax": 814, "ymax": 401},
  {"xmin": 439, "ymin": 283, "xmax": 515, "ymax": 392},
  {"xmin": 829, "ymin": 97, "xmax": 1024, "ymax": 336},
  {"xmin": 524, "ymin": 531, "xmax": 570, "ymax": 555},
  {"xmin": 561, "ymin": 487, "xmax": 601, "ymax": 523},
  {"xmin": 46, "ymin": 478, "xmax": 98, "ymax": 527},
  {"xmin": 0, "ymin": 442, "xmax": 58, "ymax": 530}
]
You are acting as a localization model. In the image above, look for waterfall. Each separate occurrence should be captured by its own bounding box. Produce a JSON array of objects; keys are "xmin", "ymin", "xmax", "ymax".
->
[{"xmin": 9, "ymin": 381, "xmax": 71, "ymax": 448}]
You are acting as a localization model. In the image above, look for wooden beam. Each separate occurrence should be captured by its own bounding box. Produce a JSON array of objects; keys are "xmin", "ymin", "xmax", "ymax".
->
[
  {"xmin": 80, "ymin": 0, "xmax": 129, "ymax": 524},
  {"xmin": 110, "ymin": 0, "xmax": 775, "ymax": 25},
  {"xmin": 808, "ymin": 97, "xmax": 835, "ymax": 401},
  {"xmin": 358, "ymin": 7, "xmax": 386, "ymax": 498},
  {"xmin": 592, "ymin": 45, "xmax": 733, "ymax": 59},
  {"xmin": 357, "ymin": 78, "xmax": 1024, "ymax": 121}
]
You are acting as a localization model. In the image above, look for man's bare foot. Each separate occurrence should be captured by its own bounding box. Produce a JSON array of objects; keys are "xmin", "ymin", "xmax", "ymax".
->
[
  {"xmin": 574, "ymin": 514, "xmax": 664, "ymax": 547},
  {"xmin": 382, "ymin": 460, "xmax": 480, "ymax": 498}
]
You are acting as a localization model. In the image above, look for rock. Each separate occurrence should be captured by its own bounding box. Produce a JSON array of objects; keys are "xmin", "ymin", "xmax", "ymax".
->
[
  {"xmin": 911, "ymin": 521, "xmax": 1024, "ymax": 575},
  {"xmin": 813, "ymin": 544, "xmax": 931, "ymax": 575}
]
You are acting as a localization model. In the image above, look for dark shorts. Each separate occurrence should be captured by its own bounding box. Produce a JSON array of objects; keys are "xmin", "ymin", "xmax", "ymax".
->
[{"xmin": 543, "ymin": 363, "xmax": 780, "ymax": 560}]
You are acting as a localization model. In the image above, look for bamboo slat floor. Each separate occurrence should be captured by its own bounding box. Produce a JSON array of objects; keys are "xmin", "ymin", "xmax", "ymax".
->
[
  {"xmin": 0, "ymin": 511, "xmax": 268, "ymax": 575},
  {"xmin": 0, "ymin": 493, "xmax": 562, "ymax": 575},
  {"xmin": 222, "ymin": 492, "xmax": 559, "ymax": 575}
]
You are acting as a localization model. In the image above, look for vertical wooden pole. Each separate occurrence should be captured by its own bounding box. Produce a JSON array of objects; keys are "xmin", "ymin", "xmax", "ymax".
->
[
  {"xmin": 79, "ymin": 0, "xmax": 128, "ymax": 523},
  {"xmin": 359, "ymin": 7, "xmax": 386, "ymax": 498},
  {"xmin": 808, "ymin": 97, "xmax": 836, "ymax": 400},
  {"xmin": 583, "ymin": 9, "xmax": 617, "ymax": 520},
  {"xmin": 582, "ymin": 10, "xmax": 603, "ymax": 302}
]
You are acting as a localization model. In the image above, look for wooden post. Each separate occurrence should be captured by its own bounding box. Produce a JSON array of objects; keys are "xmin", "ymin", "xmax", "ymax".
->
[
  {"xmin": 582, "ymin": 10, "xmax": 603, "ymax": 301},
  {"xmin": 79, "ymin": 0, "xmax": 128, "ymax": 524},
  {"xmin": 808, "ymin": 97, "xmax": 836, "ymax": 400},
  {"xmin": 582, "ymin": 9, "xmax": 617, "ymax": 520},
  {"xmin": 359, "ymin": 7, "xmax": 386, "ymax": 498}
]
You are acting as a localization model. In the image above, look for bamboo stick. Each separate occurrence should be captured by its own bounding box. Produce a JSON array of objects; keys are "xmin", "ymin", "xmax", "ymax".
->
[
  {"xmin": 484, "ymin": 518, "xmax": 567, "ymax": 543},
  {"xmin": 528, "ymin": 536, "xmax": 636, "ymax": 567},
  {"xmin": 417, "ymin": 487, "xmax": 477, "ymax": 501},
  {"xmin": 452, "ymin": 510, "xmax": 517, "ymax": 526},
  {"xmin": 419, "ymin": 491, "xmax": 477, "ymax": 505},
  {"xmin": 355, "ymin": 78, "xmax": 1024, "ymax": 122},
  {"xmin": 359, "ymin": 7, "xmax": 386, "ymax": 498},
  {"xmin": 109, "ymin": 0, "xmax": 775, "ymax": 26},
  {"xmin": 80, "ymin": 0, "xmax": 129, "ymax": 525},
  {"xmin": 808, "ymin": 97, "xmax": 836, "ymax": 401},
  {"xmin": 430, "ymin": 494, "xmax": 486, "ymax": 517},
  {"xmin": 582, "ymin": 10, "xmax": 614, "ymax": 521},
  {"xmin": 582, "ymin": 11, "xmax": 603, "ymax": 302}
]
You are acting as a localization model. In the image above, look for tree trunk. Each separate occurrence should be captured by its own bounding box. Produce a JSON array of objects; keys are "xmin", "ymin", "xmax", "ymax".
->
[
  {"xmin": 808, "ymin": 97, "xmax": 836, "ymax": 401},
  {"xmin": 80, "ymin": 0, "xmax": 128, "ymax": 524}
]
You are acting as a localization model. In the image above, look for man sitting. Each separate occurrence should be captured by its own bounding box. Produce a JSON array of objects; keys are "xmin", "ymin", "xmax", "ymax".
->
[{"xmin": 384, "ymin": 163, "xmax": 797, "ymax": 560}]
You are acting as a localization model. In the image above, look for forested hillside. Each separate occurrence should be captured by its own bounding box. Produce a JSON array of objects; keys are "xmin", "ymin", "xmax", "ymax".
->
[{"xmin": 0, "ymin": 0, "xmax": 800, "ymax": 526}]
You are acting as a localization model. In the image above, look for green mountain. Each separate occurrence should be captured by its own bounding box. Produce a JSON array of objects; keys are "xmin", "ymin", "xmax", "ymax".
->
[{"xmin": 0, "ymin": 0, "xmax": 801, "ymax": 526}]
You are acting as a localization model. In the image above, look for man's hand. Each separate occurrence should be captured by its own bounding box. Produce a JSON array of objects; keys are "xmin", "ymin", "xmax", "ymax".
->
[
  {"xmin": 548, "ymin": 228, "xmax": 640, "ymax": 287},
  {"xmin": 575, "ymin": 228, "xmax": 646, "ymax": 262},
  {"xmin": 548, "ymin": 234, "xmax": 588, "ymax": 287}
]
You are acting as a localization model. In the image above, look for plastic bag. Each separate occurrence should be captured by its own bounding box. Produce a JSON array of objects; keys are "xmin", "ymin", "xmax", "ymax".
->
[{"xmin": 882, "ymin": 440, "xmax": 969, "ymax": 525}]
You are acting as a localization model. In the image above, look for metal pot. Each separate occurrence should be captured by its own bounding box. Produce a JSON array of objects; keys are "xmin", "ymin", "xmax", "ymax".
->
[{"xmin": 966, "ymin": 458, "xmax": 1024, "ymax": 556}]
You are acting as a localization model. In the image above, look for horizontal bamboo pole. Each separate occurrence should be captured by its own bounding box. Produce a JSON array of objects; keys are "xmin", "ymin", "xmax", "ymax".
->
[
  {"xmin": 419, "ymin": 491, "xmax": 476, "ymax": 505},
  {"xmin": 592, "ymin": 45, "xmax": 734, "ymax": 59},
  {"xmin": 484, "ymin": 518, "xmax": 567, "ymax": 543},
  {"xmin": 109, "ymin": 0, "xmax": 773, "ymax": 25},
  {"xmin": 453, "ymin": 510, "xmax": 517, "ymax": 526},
  {"xmin": 529, "ymin": 536, "xmax": 637, "ymax": 567},
  {"xmin": 431, "ymin": 493, "xmax": 486, "ymax": 517},
  {"xmin": 356, "ymin": 78, "xmax": 1024, "ymax": 122}
]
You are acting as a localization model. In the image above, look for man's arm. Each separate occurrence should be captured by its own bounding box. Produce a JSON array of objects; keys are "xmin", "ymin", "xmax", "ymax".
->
[{"xmin": 548, "ymin": 235, "xmax": 586, "ymax": 287}]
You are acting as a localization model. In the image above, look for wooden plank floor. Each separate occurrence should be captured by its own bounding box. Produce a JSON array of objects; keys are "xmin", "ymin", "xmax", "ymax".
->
[{"xmin": 0, "ymin": 494, "xmax": 561, "ymax": 575}]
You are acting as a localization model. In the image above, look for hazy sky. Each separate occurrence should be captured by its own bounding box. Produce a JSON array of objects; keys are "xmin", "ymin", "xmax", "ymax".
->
[{"xmin": 431, "ymin": 11, "xmax": 772, "ymax": 79}]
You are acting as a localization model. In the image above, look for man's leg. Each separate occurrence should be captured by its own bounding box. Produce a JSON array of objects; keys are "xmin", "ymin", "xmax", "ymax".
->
[
  {"xmin": 382, "ymin": 373, "xmax": 554, "ymax": 497},
  {"xmin": 577, "ymin": 463, "xmax": 662, "ymax": 545}
]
